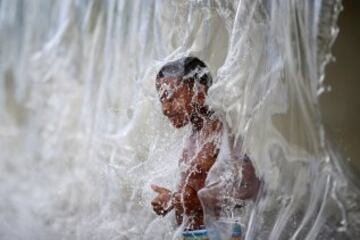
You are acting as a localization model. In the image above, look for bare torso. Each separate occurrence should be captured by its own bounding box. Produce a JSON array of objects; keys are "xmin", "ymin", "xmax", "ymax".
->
[
  {"xmin": 151, "ymin": 117, "xmax": 260, "ymax": 231},
  {"xmin": 174, "ymin": 118, "xmax": 222, "ymax": 230}
]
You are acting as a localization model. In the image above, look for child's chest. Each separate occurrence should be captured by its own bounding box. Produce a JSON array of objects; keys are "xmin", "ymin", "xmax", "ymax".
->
[{"xmin": 179, "ymin": 134, "xmax": 200, "ymax": 165}]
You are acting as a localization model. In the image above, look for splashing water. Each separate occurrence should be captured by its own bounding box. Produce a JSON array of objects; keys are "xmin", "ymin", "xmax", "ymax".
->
[{"xmin": 0, "ymin": 0, "xmax": 359, "ymax": 239}]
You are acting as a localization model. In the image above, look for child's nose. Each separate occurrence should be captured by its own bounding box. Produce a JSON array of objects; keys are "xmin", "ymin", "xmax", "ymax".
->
[{"xmin": 162, "ymin": 102, "xmax": 171, "ymax": 116}]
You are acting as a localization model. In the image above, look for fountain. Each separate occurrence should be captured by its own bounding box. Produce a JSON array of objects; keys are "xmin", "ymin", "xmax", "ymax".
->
[{"xmin": 0, "ymin": 0, "xmax": 359, "ymax": 239}]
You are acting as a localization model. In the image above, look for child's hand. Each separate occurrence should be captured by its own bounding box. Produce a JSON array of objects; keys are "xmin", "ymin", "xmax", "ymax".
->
[
  {"xmin": 151, "ymin": 185, "xmax": 173, "ymax": 216},
  {"xmin": 237, "ymin": 158, "xmax": 260, "ymax": 200}
]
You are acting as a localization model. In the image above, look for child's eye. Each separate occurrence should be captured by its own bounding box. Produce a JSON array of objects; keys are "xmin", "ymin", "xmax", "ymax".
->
[
  {"xmin": 160, "ymin": 90, "xmax": 168, "ymax": 101},
  {"xmin": 160, "ymin": 89, "xmax": 174, "ymax": 101}
]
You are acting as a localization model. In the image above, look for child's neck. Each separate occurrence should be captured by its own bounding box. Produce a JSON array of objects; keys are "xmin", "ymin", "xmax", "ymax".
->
[{"xmin": 190, "ymin": 105, "xmax": 214, "ymax": 132}]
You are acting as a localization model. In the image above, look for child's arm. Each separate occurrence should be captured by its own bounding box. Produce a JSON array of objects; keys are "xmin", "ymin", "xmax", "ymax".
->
[
  {"xmin": 236, "ymin": 155, "xmax": 260, "ymax": 200},
  {"xmin": 179, "ymin": 142, "xmax": 218, "ymax": 216}
]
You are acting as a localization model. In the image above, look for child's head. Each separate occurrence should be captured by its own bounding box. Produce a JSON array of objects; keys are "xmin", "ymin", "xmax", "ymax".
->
[{"xmin": 155, "ymin": 57, "xmax": 212, "ymax": 128}]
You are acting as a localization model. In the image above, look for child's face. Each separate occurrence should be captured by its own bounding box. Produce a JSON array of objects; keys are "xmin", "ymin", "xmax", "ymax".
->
[{"xmin": 156, "ymin": 77, "xmax": 193, "ymax": 128}]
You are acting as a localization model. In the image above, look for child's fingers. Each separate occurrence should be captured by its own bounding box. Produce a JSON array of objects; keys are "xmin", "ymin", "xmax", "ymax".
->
[
  {"xmin": 151, "ymin": 184, "xmax": 165, "ymax": 193},
  {"xmin": 151, "ymin": 200, "xmax": 160, "ymax": 207}
]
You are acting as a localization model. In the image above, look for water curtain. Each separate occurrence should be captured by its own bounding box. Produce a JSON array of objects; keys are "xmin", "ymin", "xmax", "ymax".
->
[{"xmin": 0, "ymin": 0, "xmax": 359, "ymax": 239}]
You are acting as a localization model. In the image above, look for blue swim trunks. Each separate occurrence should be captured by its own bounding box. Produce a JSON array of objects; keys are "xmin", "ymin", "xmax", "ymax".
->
[{"xmin": 182, "ymin": 224, "xmax": 242, "ymax": 240}]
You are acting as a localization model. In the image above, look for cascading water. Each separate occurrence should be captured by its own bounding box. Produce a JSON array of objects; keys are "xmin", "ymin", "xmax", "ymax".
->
[{"xmin": 0, "ymin": 0, "xmax": 359, "ymax": 239}]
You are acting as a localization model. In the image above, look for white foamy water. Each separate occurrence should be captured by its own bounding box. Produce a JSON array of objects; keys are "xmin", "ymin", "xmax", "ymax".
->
[{"xmin": 0, "ymin": 0, "xmax": 359, "ymax": 239}]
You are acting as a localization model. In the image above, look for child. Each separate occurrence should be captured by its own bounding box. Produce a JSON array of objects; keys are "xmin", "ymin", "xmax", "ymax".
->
[{"xmin": 151, "ymin": 57, "xmax": 260, "ymax": 238}]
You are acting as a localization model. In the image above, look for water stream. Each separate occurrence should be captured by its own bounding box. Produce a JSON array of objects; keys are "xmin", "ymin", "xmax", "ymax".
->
[{"xmin": 0, "ymin": 0, "xmax": 359, "ymax": 239}]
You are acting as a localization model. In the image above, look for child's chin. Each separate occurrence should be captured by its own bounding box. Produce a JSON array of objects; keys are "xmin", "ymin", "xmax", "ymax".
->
[{"xmin": 171, "ymin": 120, "xmax": 188, "ymax": 128}]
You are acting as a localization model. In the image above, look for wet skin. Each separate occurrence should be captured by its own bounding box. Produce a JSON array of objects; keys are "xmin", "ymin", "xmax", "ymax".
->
[{"xmin": 151, "ymin": 77, "xmax": 260, "ymax": 230}]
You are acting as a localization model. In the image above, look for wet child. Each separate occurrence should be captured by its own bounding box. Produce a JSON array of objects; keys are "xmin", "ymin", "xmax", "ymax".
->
[{"xmin": 151, "ymin": 57, "xmax": 260, "ymax": 239}]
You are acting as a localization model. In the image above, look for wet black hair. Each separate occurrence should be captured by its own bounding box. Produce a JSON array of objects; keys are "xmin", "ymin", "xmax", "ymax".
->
[{"xmin": 156, "ymin": 56, "xmax": 212, "ymax": 89}]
